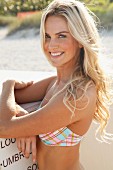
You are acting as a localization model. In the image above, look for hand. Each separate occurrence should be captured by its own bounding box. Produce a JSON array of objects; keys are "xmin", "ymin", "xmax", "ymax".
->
[
  {"xmin": 2, "ymin": 79, "xmax": 33, "ymax": 90},
  {"xmin": 16, "ymin": 104, "xmax": 28, "ymax": 116},
  {"xmin": 16, "ymin": 136, "xmax": 37, "ymax": 163},
  {"xmin": 16, "ymin": 105, "xmax": 37, "ymax": 163},
  {"xmin": 14, "ymin": 80, "xmax": 33, "ymax": 90}
]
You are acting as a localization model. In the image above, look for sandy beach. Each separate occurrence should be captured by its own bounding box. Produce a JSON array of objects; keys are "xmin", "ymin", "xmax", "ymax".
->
[
  {"xmin": 0, "ymin": 28, "xmax": 113, "ymax": 170},
  {"xmin": 0, "ymin": 27, "xmax": 113, "ymax": 74}
]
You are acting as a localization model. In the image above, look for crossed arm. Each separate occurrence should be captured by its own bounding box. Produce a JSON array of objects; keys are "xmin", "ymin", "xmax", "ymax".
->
[
  {"xmin": 0, "ymin": 77, "xmax": 55, "ymax": 161},
  {"xmin": 0, "ymin": 78, "xmax": 96, "ymax": 161}
]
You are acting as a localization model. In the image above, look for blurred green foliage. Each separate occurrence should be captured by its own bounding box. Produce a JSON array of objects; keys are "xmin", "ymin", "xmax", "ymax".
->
[
  {"xmin": 0, "ymin": 0, "xmax": 113, "ymax": 31},
  {"xmin": 0, "ymin": 15, "xmax": 17, "ymax": 26},
  {"xmin": 0, "ymin": 0, "xmax": 52, "ymax": 15},
  {"xmin": 79, "ymin": 0, "xmax": 113, "ymax": 28},
  {"xmin": 0, "ymin": 0, "xmax": 113, "ymax": 16}
]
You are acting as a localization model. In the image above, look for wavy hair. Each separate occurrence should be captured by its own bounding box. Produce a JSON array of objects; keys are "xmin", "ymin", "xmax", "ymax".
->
[{"xmin": 40, "ymin": 0, "xmax": 112, "ymax": 142}]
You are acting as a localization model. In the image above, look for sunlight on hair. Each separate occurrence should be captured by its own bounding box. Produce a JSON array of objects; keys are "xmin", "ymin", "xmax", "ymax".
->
[{"xmin": 40, "ymin": 0, "xmax": 113, "ymax": 142}]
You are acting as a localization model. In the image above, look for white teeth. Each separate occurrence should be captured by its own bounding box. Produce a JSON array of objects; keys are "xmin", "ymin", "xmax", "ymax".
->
[{"xmin": 51, "ymin": 52, "xmax": 63, "ymax": 56}]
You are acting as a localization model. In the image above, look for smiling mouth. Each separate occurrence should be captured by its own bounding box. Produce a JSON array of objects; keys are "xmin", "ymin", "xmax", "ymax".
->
[{"xmin": 50, "ymin": 52, "xmax": 64, "ymax": 57}]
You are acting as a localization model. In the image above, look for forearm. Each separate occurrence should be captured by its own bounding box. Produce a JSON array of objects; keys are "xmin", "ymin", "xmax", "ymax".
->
[
  {"xmin": 0, "ymin": 80, "xmax": 16, "ymax": 120},
  {"xmin": 14, "ymin": 83, "xmax": 42, "ymax": 104},
  {"xmin": 0, "ymin": 80, "xmax": 39, "ymax": 138},
  {"xmin": 14, "ymin": 76, "xmax": 56, "ymax": 104}
]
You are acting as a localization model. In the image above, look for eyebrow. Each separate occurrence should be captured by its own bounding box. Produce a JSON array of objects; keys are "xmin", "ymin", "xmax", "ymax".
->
[{"xmin": 45, "ymin": 31, "xmax": 69, "ymax": 35}]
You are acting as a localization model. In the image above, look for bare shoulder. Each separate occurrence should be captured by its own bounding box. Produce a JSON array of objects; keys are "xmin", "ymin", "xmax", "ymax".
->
[
  {"xmin": 76, "ymin": 81, "xmax": 96, "ymax": 102},
  {"xmin": 75, "ymin": 81, "xmax": 97, "ymax": 121},
  {"xmin": 85, "ymin": 81, "xmax": 97, "ymax": 101},
  {"xmin": 40, "ymin": 81, "xmax": 97, "ymax": 130},
  {"xmin": 46, "ymin": 81, "xmax": 97, "ymax": 117}
]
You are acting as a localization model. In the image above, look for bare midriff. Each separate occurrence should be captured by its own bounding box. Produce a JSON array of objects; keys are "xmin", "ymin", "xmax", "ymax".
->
[{"xmin": 36, "ymin": 137, "xmax": 82, "ymax": 170}]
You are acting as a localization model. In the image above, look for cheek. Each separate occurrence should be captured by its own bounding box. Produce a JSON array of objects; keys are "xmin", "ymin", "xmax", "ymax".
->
[
  {"xmin": 72, "ymin": 41, "xmax": 79, "ymax": 51},
  {"xmin": 65, "ymin": 39, "xmax": 78, "ymax": 50},
  {"xmin": 43, "ymin": 43, "xmax": 48, "ymax": 53},
  {"xmin": 61, "ymin": 41, "xmax": 71, "ymax": 51},
  {"xmin": 66, "ymin": 43, "xmax": 77, "ymax": 54}
]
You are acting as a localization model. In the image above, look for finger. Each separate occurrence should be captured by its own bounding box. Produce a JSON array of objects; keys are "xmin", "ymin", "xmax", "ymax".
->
[
  {"xmin": 24, "ymin": 138, "xmax": 31, "ymax": 159},
  {"xmin": 31, "ymin": 137, "xmax": 37, "ymax": 163},
  {"xmin": 21, "ymin": 138, "xmax": 26, "ymax": 155},
  {"xmin": 16, "ymin": 138, "xmax": 22, "ymax": 151},
  {"xmin": 14, "ymin": 81, "xmax": 31, "ymax": 89},
  {"xmin": 21, "ymin": 81, "xmax": 33, "ymax": 87},
  {"xmin": 18, "ymin": 81, "xmax": 28, "ymax": 88},
  {"xmin": 27, "ymin": 81, "xmax": 34, "ymax": 86}
]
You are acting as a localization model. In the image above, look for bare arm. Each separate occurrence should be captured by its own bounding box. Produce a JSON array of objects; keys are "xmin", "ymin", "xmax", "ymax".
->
[
  {"xmin": 15, "ymin": 76, "xmax": 56, "ymax": 104},
  {"xmin": 0, "ymin": 80, "xmax": 96, "ymax": 138},
  {"xmin": 0, "ymin": 80, "xmax": 16, "ymax": 121},
  {"xmin": 0, "ymin": 80, "xmax": 37, "ymax": 162}
]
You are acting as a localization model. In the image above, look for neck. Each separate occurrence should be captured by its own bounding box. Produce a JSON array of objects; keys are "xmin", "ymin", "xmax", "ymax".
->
[{"xmin": 56, "ymin": 59, "xmax": 76, "ymax": 85}]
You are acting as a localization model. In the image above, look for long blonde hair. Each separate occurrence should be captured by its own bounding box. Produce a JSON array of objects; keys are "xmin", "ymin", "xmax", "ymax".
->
[{"xmin": 40, "ymin": 0, "xmax": 112, "ymax": 141}]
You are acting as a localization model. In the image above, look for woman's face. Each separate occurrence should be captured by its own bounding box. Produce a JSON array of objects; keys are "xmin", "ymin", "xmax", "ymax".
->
[{"xmin": 44, "ymin": 15, "xmax": 81, "ymax": 68}]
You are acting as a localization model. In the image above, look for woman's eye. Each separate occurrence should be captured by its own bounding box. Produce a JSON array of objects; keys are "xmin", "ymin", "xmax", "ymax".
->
[
  {"xmin": 45, "ymin": 34, "xmax": 51, "ymax": 39},
  {"xmin": 59, "ymin": 34, "xmax": 66, "ymax": 38}
]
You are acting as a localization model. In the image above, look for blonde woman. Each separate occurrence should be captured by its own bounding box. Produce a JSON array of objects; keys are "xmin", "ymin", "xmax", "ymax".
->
[{"xmin": 0, "ymin": 0, "xmax": 112, "ymax": 169}]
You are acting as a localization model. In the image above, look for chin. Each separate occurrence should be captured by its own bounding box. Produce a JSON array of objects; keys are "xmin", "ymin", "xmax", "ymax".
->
[{"xmin": 50, "ymin": 61, "xmax": 62, "ymax": 67}]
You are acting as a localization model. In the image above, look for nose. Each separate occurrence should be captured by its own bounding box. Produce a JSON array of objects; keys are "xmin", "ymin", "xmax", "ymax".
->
[{"xmin": 48, "ymin": 38, "xmax": 59, "ymax": 50}]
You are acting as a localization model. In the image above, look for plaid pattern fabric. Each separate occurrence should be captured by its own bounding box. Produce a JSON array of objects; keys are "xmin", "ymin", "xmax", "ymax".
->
[{"xmin": 39, "ymin": 127, "xmax": 83, "ymax": 146}]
